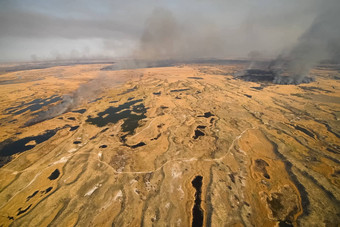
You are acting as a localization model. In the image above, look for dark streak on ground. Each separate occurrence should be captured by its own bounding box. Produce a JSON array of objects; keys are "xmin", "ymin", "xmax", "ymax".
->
[{"xmin": 264, "ymin": 132, "xmax": 310, "ymax": 218}]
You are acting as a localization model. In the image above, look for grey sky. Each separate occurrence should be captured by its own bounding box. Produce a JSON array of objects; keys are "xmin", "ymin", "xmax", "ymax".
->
[{"xmin": 0, "ymin": 0, "xmax": 335, "ymax": 62}]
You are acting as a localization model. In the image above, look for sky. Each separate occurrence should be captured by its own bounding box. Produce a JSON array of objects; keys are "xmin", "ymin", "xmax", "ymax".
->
[{"xmin": 0, "ymin": 0, "xmax": 337, "ymax": 62}]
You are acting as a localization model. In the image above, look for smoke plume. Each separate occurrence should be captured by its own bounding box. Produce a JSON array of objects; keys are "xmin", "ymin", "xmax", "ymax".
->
[
  {"xmin": 271, "ymin": 1, "xmax": 340, "ymax": 84},
  {"xmin": 134, "ymin": 8, "xmax": 179, "ymax": 61},
  {"xmin": 24, "ymin": 72, "xmax": 128, "ymax": 126},
  {"xmin": 131, "ymin": 7, "xmax": 226, "ymax": 66}
]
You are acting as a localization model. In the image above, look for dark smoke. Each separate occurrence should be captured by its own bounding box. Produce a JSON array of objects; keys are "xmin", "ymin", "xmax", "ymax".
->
[
  {"xmin": 134, "ymin": 8, "xmax": 180, "ymax": 62},
  {"xmin": 132, "ymin": 7, "xmax": 225, "ymax": 65},
  {"xmin": 269, "ymin": 1, "xmax": 340, "ymax": 84}
]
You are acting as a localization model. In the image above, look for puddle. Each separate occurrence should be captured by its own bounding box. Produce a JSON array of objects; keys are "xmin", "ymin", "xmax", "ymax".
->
[
  {"xmin": 69, "ymin": 126, "xmax": 79, "ymax": 131},
  {"xmin": 26, "ymin": 190, "xmax": 39, "ymax": 202},
  {"xmin": 17, "ymin": 204, "xmax": 32, "ymax": 216},
  {"xmin": 170, "ymin": 88, "xmax": 190, "ymax": 92},
  {"xmin": 43, "ymin": 187, "xmax": 53, "ymax": 194},
  {"xmin": 192, "ymin": 175, "xmax": 203, "ymax": 227},
  {"xmin": 251, "ymin": 86, "xmax": 263, "ymax": 90},
  {"xmin": 193, "ymin": 130, "xmax": 205, "ymax": 139},
  {"xmin": 100, "ymin": 128, "xmax": 109, "ymax": 133},
  {"xmin": 151, "ymin": 133, "xmax": 161, "ymax": 141},
  {"xmin": 48, "ymin": 169, "xmax": 60, "ymax": 180},
  {"xmin": 130, "ymin": 142, "xmax": 146, "ymax": 148},
  {"xmin": 188, "ymin": 77, "xmax": 203, "ymax": 80},
  {"xmin": 198, "ymin": 112, "xmax": 214, "ymax": 118},
  {"xmin": 72, "ymin": 109, "xmax": 86, "ymax": 114}
]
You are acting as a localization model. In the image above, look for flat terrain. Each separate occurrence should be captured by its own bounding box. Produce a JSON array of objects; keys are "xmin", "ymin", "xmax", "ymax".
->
[{"xmin": 0, "ymin": 63, "xmax": 339, "ymax": 226}]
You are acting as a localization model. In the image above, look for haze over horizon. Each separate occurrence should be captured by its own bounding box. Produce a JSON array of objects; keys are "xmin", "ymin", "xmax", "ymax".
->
[{"xmin": 0, "ymin": 0, "xmax": 338, "ymax": 62}]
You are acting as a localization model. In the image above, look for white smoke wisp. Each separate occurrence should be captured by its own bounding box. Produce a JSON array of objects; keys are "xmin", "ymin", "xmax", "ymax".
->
[{"xmin": 24, "ymin": 72, "xmax": 129, "ymax": 127}]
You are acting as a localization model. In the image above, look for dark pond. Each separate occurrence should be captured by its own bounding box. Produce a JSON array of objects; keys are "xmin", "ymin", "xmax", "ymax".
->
[
  {"xmin": 192, "ymin": 175, "xmax": 203, "ymax": 227},
  {"xmin": 26, "ymin": 190, "xmax": 39, "ymax": 202},
  {"xmin": 48, "ymin": 169, "xmax": 60, "ymax": 180},
  {"xmin": 0, "ymin": 129, "xmax": 58, "ymax": 157},
  {"xmin": 193, "ymin": 130, "xmax": 205, "ymax": 139},
  {"xmin": 251, "ymin": 86, "xmax": 263, "ymax": 90},
  {"xmin": 5, "ymin": 95, "xmax": 62, "ymax": 116},
  {"xmin": 17, "ymin": 204, "xmax": 32, "ymax": 216},
  {"xmin": 86, "ymin": 99, "xmax": 147, "ymax": 135},
  {"xmin": 198, "ymin": 112, "xmax": 214, "ymax": 118},
  {"xmin": 170, "ymin": 88, "xmax": 190, "ymax": 92},
  {"xmin": 72, "ymin": 109, "xmax": 86, "ymax": 114},
  {"xmin": 130, "ymin": 142, "xmax": 146, "ymax": 148},
  {"xmin": 188, "ymin": 77, "xmax": 203, "ymax": 80},
  {"xmin": 151, "ymin": 133, "xmax": 161, "ymax": 141},
  {"xmin": 100, "ymin": 128, "xmax": 109, "ymax": 133},
  {"xmin": 44, "ymin": 187, "xmax": 53, "ymax": 194},
  {"xmin": 69, "ymin": 126, "xmax": 79, "ymax": 131}
]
